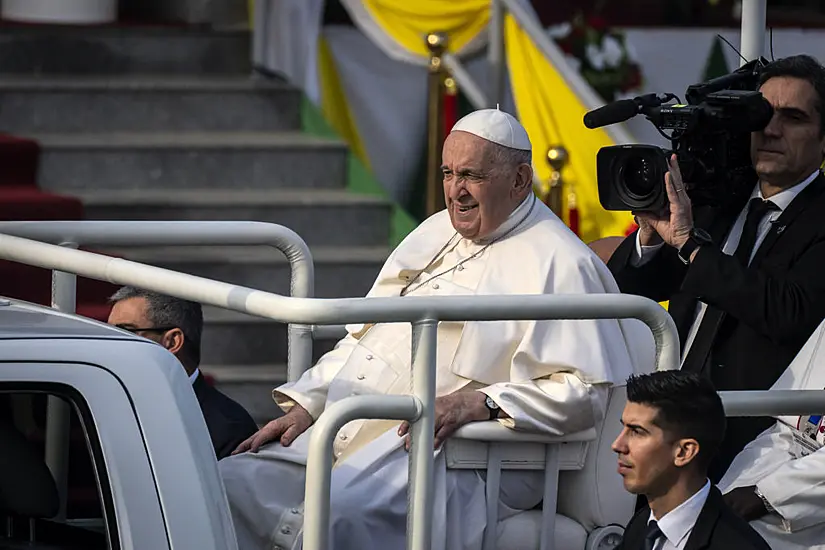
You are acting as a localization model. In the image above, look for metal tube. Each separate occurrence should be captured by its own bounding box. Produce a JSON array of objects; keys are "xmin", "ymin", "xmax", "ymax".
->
[
  {"xmin": 499, "ymin": 0, "xmax": 635, "ymax": 145},
  {"xmin": 488, "ymin": 0, "xmax": 506, "ymax": 108},
  {"xmin": 721, "ymin": 390, "xmax": 825, "ymax": 417},
  {"xmin": 302, "ymin": 395, "xmax": 423, "ymax": 550},
  {"xmin": 407, "ymin": 320, "xmax": 437, "ymax": 550},
  {"xmin": 740, "ymin": 0, "xmax": 767, "ymax": 65},
  {"xmin": 251, "ymin": 0, "xmax": 269, "ymax": 70},
  {"xmin": 45, "ymin": 242, "xmax": 77, "ymax": 521},
  {"xmin": 0, "ymin": 220, "xmax": 315, "ymax": 381},
  {"xmin": 0, "ymin": 233, "xmax": 680, "ymax": 372},
  {"xmin": 443, "ymin": 53, "xmax": 490, "ymax": 110}
]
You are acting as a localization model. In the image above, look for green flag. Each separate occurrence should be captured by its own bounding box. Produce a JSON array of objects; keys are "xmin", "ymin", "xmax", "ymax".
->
[{"xmin": 702, "ymin": 35, "xmax": 731, "ymax": 81}]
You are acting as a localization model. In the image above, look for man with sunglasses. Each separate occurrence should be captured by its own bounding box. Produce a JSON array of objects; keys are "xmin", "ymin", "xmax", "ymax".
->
[{"xmin": 107, "ymin": 286, "xmax": 259, "ymax": 460}]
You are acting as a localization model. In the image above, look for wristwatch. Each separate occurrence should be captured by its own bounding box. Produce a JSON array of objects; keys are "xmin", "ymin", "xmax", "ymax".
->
[
  {"xmin": 484, "ymin": 395, "xmax": 501, "ymax": 420},
  {"xmin": 678, "ymin": 227, "xmax": 713, "ymax": 265}
]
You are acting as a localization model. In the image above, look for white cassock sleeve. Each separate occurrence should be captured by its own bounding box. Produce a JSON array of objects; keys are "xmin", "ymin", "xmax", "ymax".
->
[
  {"xmin": 473, "ymin": 247, "xmax": 642, "ymax": 436},
  {"xmin": 756, "ymin": 446, "xmax": 825, "ymax": 532},
  {"xmin": 273, "ymin": 334, "xmax": 359, "ymax": 420},
  {"xmin": 479, "ymin": 376, "xmax": 609, "ymax": 435},
  {"xmin": 271, "ymin": 240, "xmax": 410, "ymax": 420}
]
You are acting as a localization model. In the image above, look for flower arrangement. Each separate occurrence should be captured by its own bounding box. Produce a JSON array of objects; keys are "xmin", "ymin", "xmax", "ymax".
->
[{"xmin": 549, "ymin": 13, "xmax": 644, "ymax": 103}]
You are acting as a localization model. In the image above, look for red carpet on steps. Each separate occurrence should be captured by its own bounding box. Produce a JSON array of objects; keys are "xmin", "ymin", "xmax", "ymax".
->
[{"xmin": 0, "ymin": 133, "xmax": 117, "ymax": 321}]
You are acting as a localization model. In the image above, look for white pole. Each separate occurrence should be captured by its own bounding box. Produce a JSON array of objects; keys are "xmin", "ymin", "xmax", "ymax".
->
[
  {"xmin": 45, "ymin": 242, "xmax": 78, "ymax": 521},
  {"xmin": 740, "ymin": 0, "xmax": 767, "ymax": 66}
]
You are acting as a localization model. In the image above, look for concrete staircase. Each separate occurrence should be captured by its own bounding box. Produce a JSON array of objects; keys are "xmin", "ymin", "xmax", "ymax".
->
[{"xmin": 0, "ymin": 25, "xmax": 392, "ymax": 424}]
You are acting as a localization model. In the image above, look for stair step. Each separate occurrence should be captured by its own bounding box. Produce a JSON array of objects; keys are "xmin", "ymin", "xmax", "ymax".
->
[
  {"xmin": 28, "ymin": 132, "xmax": 347, "ymax": 192},
  {"xmin": 0, "ymin": 77, "xmax": 301, "ymax": 132},
  {"xmin": 76, "ymin": 189, "xmax": 391, "ymax": 247},
  {"xmin": 201, "ymin": 364, "xmax": 287, "ymax": 423},
  {"xmin": 101, "ymin": 243, "xmax": 389, "ymax": 297},
  {"xmin": 0, "ymin": 27, "xmax": 251, "ymax": 75},
  {"xmin": 201, "ymin": 306, "xmax": 342, "ymax": 366}
]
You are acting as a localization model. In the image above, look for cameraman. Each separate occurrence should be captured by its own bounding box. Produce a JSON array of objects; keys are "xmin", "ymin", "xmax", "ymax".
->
[{"xmin": 607, "ymin": 54, "xmax": 825, "ymax": 483}]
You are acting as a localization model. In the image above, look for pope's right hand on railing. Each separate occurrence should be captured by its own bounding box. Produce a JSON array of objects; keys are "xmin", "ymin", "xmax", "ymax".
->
[{"xmin": 232, "ymin": 404, "xmax": 314, "ymax": 454}]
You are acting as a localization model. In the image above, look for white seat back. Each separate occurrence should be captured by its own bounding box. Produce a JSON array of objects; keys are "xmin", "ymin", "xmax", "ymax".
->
[{"xmin": 556, "ymin": 385, "xmax": 634, "ymax": 532}]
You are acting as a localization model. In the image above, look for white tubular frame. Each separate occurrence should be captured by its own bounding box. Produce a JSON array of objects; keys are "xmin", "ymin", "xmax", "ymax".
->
[
  {"xmin": 2, "ymin": 232, "xmax": 819, "ymax": 550},
  {"xmin": 0, "ymin": 221, "xmax": 315, "ymax": 522},
  {"xmin": 0, "ymin": 221, "xmax": 316, "ymax": 382},
  {"xmin": 0, "ymin": 233, "xmax": 680, "ymax": 550}
]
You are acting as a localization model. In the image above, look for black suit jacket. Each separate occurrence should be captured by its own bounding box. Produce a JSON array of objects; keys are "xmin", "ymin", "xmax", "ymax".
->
[
  {"xmin": 192, "ymin": 373, "xmax": 259, "ymax": 460},
  {"xmin": 618, "ymin": 486, "xmax": 771, "ymax": 550},
  {"xmin": 608, "ymin": 174, "xmax": 825, "ymax": 479}
]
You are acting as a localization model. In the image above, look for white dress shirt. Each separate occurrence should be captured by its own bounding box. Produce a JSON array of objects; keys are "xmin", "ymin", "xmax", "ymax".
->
[
  {"xmin": 648, "ymin": 480, "xmax": 711, "ymax": 550},
  {"xmin": 189, "ymin": 368, "xmax": 200, "ymax": 384},
  {"xmin": 631, "ymin": 170, "xmax": 821, "ymax": 363}
]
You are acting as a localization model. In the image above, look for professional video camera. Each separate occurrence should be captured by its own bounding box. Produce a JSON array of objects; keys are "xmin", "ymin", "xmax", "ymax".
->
[{"xmin": 584, "ymin": 58, "xmax": 773, "ymax": 212}]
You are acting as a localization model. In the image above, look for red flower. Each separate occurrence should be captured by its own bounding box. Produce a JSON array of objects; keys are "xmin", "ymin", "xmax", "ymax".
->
[{"xmin": 622, "ymin": 65, "xmax": 642, "ymax": 92}]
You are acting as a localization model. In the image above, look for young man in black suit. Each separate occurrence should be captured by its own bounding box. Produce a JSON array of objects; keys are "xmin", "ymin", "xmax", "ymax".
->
[
  {"xmin": 107, "ymin": 286, "xmax": 262, "ymax": 460},
  {"xmin": 607, "ymin": 54, "xmax": 825, "ymax": 482},
  {"xmin": 613, "ymin": 371, "xmax": 770, "ymax": 550}
]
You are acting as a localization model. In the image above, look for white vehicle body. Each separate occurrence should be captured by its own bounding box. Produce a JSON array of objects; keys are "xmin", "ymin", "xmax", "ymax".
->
[{"xmin": 0, "ymin": 297, "xmax": 238, "ymax": 550}]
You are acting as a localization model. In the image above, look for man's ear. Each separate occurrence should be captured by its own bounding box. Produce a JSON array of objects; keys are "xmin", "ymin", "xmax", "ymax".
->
[
  {"xmin": 161, "ymin": 328, "xmax": 185, "ymax": 356},
  {"xmin": 513, "ymin": 162, "xmax": 533, "ymax": 194},
  {"xmin": 673, "ymin": 438, "xmax": 701, "ymax": 468}
]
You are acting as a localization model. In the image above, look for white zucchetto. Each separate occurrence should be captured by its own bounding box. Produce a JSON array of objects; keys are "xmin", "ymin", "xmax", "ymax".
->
[{"xmin": 450, "ymin": 108, "xmax": 532, "ymax": 151}]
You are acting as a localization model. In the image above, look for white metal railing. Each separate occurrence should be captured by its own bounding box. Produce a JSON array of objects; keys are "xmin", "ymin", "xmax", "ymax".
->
[
  {"xmin": 1, "ymin": 230, "xmax": 819, "ymax": 549},
  {"xmin": 0, "ymin": 220, "xmax": 317, "ymax": 382},
  {"xmin": 0, "ymin": 220, "xmax": 316, "ymax": 522},
  {"xmin": 0, "ymin": 233, "xmax": 679, "ymax": 550}
]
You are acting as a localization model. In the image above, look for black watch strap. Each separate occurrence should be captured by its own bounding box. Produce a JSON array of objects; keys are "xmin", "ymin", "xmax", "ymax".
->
[
  {"xmin": 678, "ymin": 228, "xmax": 712, "ymax": 264},
  {"xmin": 484, "ymin": 395, "xmax": 500, "ymax": 420}
]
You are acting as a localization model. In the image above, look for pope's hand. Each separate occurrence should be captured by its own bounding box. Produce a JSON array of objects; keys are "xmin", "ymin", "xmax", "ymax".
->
[
  {"xmin": 633, "ymin": 153, "xmax": 694, "ymax": 250},
  {"xmin": 232, "ymin": 404, "xmax": 313, "ymax": 455},
  {"xmin": 397, "ymin": 391, "xmax": 490, "ymax": 451}
]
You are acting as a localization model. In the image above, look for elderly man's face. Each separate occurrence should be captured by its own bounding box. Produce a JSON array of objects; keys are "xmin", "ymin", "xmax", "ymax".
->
[{"xmin": 441, "ymin": 131, "xmax": 531, "ymax": 240}]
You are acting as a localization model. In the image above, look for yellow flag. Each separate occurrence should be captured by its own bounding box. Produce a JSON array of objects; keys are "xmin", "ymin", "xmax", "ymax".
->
[
  {"xmin": 504, "ymin": 15, "xmax": 635, "ymax": 243},
  {"xmin": 360, "ymin": 0, "xmax": 489, "ymax": 57}
]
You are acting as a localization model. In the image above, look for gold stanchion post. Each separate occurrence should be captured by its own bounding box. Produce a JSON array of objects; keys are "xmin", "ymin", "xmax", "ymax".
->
[
  {"xmin": 545, "ymin": 145, "xmax": 568, "ymax": 218},
  {"xmin": 425, "ymin": 31, "xmax": 448, "ymax": 216}
]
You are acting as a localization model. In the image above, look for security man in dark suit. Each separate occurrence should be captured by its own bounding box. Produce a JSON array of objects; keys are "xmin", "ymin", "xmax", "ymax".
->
[
  {"xmin": 107, "ymin": 286, "xmax": 263, "ymax": 460},
  {"xmin": 607, "ymin": 54, "xmax": 825, "ymax": 483},
  {"xmin": 613, "ymin": 371, "xmax": 770, "ymax": 550}
]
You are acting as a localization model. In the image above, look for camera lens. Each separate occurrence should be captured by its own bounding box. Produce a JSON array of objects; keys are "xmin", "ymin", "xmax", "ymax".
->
[{"xmin": 620, "ymin": 156, "xmax": 657, "ymax": 199}]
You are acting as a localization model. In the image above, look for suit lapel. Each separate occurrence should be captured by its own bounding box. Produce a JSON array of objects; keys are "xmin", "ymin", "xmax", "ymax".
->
[
  {"xmin": 620, "ymin": 506, "xmax": 649, "ymax": 549},
  {"xmin": 750, "ymin": 174, "xmax": 825, "ymax": 268},
  {"xmin": 684, "ymin": 486, "xmax": 723, "ymax": 550}
]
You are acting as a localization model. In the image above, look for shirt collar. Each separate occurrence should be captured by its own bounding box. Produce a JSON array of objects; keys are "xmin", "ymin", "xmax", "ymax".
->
[
  {"xmin": 472, "ymin": 193, "xmax": 535, "ymax": 245},
  {"xmin": 648, "ymin": 479, "xmax": 711, "ymax": 548},
  {"xmin": 751, "ymin": 169, "xmax": 820, "ymax": 211},
  {"xmin": 189, "ymin": 368, "xmax": 200, "ymax": 385}
]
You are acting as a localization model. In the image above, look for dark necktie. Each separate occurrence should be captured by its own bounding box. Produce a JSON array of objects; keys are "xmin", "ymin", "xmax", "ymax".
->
[
  {"xmin": 733, "ymin": 197, "xmax": 779, "ymax": 266},
  {"xmin": 644, "ymin": 520, "xmax": 663, "ymax": 550},
  {"xmin": 681, "ymin": 197, "xmax": 779, "ymax": 374}
]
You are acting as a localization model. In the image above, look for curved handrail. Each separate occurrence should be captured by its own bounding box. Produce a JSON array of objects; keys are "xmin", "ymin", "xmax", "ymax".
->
[
  {"xmin": 0, "ymin": 232, "xmax": 679, "ymax": 550},
  {"xmin": 0, "ymin": 232, "xmax": 679, "ymax": 372},
  {"xmin": 0, "ymin": 220, "xmax": 315, "ymax": 382}
]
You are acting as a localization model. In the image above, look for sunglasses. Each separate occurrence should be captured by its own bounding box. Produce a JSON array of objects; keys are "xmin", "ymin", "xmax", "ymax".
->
[{"xmin": 116, "ymin": 325, "xmax": 177, "ymax": 334}]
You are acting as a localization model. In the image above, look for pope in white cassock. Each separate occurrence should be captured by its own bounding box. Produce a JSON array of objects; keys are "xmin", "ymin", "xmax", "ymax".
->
[
  {"xmin": 219, "ymin": 109, "xmax": 655, "ymax": 550},
  {"xmin": 718, "ymin": 317, "xmax": 825, "ymax": 550}
]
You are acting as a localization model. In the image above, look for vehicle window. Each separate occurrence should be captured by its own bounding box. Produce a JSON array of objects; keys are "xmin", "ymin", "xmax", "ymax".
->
[{"xmin": 0, "ymin": 386, "xmax": 118, "ymax": 550}]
